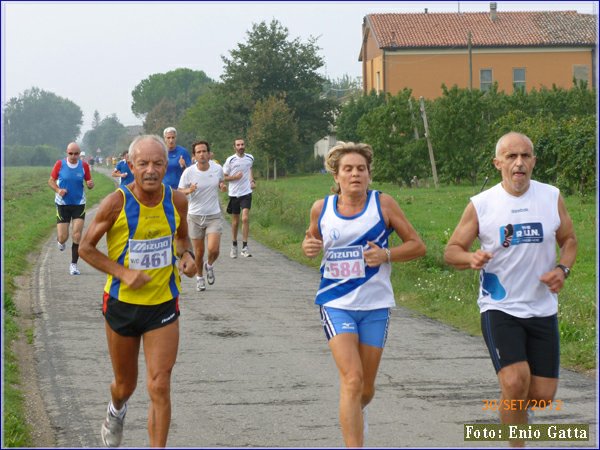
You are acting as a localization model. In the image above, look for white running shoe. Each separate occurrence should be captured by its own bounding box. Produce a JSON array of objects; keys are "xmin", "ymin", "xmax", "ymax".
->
[
  {"xmin": 57, "ymin": 241, "xmax": 66, "ymax": 251},
  {"xmin": 241, "ymin": 246, "xmax": 252, "ymax": 257},
  {"xmin": 101, "ymin": 402, "xmax": 127, "ymax": 447},
  {"xmin": 230, "ymin": 246, "xmax": 238, "ymax": 259},
  {"xmin": 196, "ymin": 276, "xmax": 206, "ymax": 292},
  {"xmin": 69, "ymin": 263, "xmax": 80, "ymax": 275},
  {"xmin": 204, "ymin": 262, "xmax": 215, "ymax": 285}
]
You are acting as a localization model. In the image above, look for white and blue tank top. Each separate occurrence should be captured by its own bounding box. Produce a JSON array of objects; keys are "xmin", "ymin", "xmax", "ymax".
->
[{"xmin": 315, "ymin": 190, "xmax": 395, "ymax": 310}]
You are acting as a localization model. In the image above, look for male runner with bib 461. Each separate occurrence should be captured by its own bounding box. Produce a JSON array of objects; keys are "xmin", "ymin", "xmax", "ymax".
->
[{"xmin": 79, "ymin": 135, "xmax": 197, "ymax": 447}]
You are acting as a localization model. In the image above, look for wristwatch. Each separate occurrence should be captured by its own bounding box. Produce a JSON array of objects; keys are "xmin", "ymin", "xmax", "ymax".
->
[
  {"xmin": 556, "ymin": 264, "xmax": 570, "ymax": 279},
  {"xmin": 182, "ymin": 249, "xmax": 196, "ymax": 260}
]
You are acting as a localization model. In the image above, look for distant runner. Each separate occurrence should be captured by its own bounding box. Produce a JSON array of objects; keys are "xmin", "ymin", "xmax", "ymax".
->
[
  {"xmin": 223, "ymin": 138, "xmax": 255, "ymax": 258},
  {"xmin": 48, "ymin": 142, "xmax": 94, "ymax": 275},
  {"xmin": 178, "ymin": 141, "xmax": 227, "ymax": 291}
]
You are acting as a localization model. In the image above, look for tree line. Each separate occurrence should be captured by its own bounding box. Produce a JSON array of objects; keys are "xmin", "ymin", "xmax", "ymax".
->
[
  {"xmin": 337, "ymin": 82, "xmax": 596, "ymax": 195},
  {"xmin": 4, "ymin": 19, "xmax": 340, "ymax": 175},
  {"xmin": 3, "ymin": 17, "xmax": 595, "ymax": 195}
]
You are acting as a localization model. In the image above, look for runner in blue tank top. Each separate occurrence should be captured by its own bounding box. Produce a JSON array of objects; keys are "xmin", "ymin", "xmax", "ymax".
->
[
  {"xmin": 302, "ymin": 142, "xmax": 426, "ymax": 447},
  {"xmin": 48, "ymin": 142, "xmax": 94, "ymax": 275}
]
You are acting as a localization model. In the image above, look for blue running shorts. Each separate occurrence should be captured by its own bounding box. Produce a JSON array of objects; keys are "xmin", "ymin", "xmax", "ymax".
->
[{"xmin": 320, "ymin": 306, "xmax": 391, "ymax": 348}]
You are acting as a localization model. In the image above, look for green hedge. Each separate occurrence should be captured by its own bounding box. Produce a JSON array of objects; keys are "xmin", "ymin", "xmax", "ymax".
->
[{"xmin": 4, "ymin": 144, "xmax": 64, "ymax": 167}]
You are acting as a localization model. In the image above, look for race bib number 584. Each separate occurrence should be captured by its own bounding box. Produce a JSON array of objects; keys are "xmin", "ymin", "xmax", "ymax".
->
[
  {"xmin": 128, "ymin": 236, "xmax": 172, "ymax": 270},
  {"xmin": 324, "ymin": 245, "xmax": 366, "ymax": 280}
]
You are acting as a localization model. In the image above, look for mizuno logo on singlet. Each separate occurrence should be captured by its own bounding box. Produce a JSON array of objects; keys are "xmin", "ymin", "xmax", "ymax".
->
[
  {"xmin": 131, "ymin": 239, "xmax": 170, "ymax": 252},
  {"xmin": 327, "ymin": 249, "xmax": 362, "ymax": 260}
]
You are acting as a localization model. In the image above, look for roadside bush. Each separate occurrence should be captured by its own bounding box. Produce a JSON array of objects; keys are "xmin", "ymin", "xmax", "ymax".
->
[
  {"xmin": 4, "ymin": 144, "xmax": 63, "ymax": 166},
  {"xmin": 336, "ymin": 83, "xmax": 596, "ymax": 194}
]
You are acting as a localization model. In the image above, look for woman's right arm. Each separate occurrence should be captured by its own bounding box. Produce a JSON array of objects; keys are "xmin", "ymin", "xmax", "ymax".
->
[{"xmin": 302, "ymin": 199, "xmax": 324, "ymax": 258}]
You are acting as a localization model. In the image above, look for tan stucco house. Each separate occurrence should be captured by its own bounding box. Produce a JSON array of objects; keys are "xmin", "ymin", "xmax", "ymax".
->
[{"xmin": 359, "ymin": 3, "xmax": 597, "ymax": 98}]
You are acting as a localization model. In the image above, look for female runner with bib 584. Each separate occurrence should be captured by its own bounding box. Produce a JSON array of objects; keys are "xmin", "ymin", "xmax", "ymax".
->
[{"xmin": 302, "ymin": 142, "xmax": 426, "ymax": 447}]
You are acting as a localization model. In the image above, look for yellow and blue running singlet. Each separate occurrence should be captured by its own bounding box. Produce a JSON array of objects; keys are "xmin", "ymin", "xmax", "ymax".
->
[{"xmin": 104, "ymin": 184, "xmax": 181, "ymax": 305}]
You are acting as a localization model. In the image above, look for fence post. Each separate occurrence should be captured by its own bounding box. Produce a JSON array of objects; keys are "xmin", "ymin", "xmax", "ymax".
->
[{"xmin": 419, "ymin": 96, "xmax": 439, "ymax": 189}]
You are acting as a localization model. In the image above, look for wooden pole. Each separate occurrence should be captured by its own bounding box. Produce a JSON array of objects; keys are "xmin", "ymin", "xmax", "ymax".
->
[
  {"xmin": 408, "ymin": 97, "xmax": 420, "ymax": 140},
  {"xmin": 419, "ymin": 96, "xmax": 439, "ymax": 189},
  {"xmin": 266, "ymin": 156, "xmax": 270, "ymax": 181}
]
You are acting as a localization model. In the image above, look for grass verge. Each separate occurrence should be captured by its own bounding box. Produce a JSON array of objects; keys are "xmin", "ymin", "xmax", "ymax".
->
[{"xmin": 2, "ymin": 168, "xmax": 116, "ymax": 447}]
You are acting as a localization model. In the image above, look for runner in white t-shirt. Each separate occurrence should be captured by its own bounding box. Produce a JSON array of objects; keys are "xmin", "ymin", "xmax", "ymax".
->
[{"xmin": 179, "ymin": 141, "xmax": 227, "ymax": 291}]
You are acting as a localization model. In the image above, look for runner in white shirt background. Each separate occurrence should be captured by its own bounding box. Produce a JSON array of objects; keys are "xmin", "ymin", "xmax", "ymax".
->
[
  {"xmin": 223, "ymin": 138, "xmax": 255, "ymax": 258},
  {"xmin": 179, "ymin": 141, "xmax": 227, "ymax": 292}
]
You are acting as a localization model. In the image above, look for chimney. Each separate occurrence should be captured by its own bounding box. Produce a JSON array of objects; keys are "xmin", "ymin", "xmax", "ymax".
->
[
  {"xmin": 490, "ymin": 2, "xmax": 497, "ymax": 22},
  {"xmin": 424, "ymin": 8, "xmax": 428, "ymax": 14}
]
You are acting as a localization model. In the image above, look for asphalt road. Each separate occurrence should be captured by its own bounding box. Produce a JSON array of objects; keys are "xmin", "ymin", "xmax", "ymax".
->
[{"xmin": 28, "ymin": 180, "xmax": 597, "ymax": 448}]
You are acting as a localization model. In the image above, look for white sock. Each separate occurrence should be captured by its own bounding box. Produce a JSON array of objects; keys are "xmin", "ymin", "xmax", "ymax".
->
[{"xmin": 109, "ymin": 401, "xmax": 127, "ymax": 419}]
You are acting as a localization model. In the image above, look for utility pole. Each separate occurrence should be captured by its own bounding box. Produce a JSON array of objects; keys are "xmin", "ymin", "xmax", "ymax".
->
[
  {"xmin": 468, "ymin": 31, "xmax": 473, "ymax": 90},
  {"xmin": 408, "ymin": 97, "xmax": 420, "ymax": 140},
  {"xmin": 419, "ymin": 96, "xmax": 439, "ymax": 189}
]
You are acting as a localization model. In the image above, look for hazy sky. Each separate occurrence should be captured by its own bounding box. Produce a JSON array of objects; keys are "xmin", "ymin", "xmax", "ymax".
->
[{"xmin": 2, "ymin": 1, "xmax": 597, "ymax": 137}]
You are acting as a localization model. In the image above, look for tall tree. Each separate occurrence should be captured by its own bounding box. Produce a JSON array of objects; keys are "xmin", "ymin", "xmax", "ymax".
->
[
  {"xmin": 180, "ymin": 85, "xmax": 251, "ymax": 161},
  {"xmin": 336, "ymin": 91, "xmax": 386, "ymax": 143},
  {"xmin": 322, "ymin": 75, "xmax": 362, "ymax": 102},
  {"xmin": 182, "ymin": 19, "xmax": 335, "ymax": 169},
  {"xmin": 81, "ymin": 114, "xmax": 127, "ymax": 157},
  {"xmin": 143, "ymin": 99, "xmax": 179, "ymax": 136},
  {"xmin": 3, "ymin": 87, "xmax": 83, "ymax": 148},
  {"xmin": 130, "ymin": 68, "xmax": 214, "ymax": 119},
  {"xmin": 358, "ymin": 90, "xmax": 427, "ymax": 186},
  {"xmin": 248, "ymin": 95, "xmax": 300, "ymax": 179},
  {"xmin": 223, "ymin": 19, "xmax": 335, "ymax": 147},
  {"xmin": 92, "ymin": 110, "xmax": 101, "ymax": 129},
  {"xmin": 428, "ymin": 85, "xmax": 491, "ymax": 185}
]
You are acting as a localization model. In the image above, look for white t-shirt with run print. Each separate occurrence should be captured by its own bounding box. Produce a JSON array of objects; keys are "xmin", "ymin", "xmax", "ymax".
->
[{"xmin": 471, "ymin": 180, "xmax": 560, "ymax": 318}]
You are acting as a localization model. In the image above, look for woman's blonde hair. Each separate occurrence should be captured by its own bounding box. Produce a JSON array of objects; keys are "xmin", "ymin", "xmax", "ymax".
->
[{"xmin": 324, "ymin": 142, "xmax": 373, "ymax": 194}]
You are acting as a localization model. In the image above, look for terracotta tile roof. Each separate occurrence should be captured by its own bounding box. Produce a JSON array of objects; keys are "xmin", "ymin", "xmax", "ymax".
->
[{"xmin": 366, "ymin": 11, "xmax": 597, "ymax": 49}]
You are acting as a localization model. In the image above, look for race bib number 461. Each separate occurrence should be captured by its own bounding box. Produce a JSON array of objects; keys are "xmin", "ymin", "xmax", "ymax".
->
[
  {"xmin": 324, "ymin": 245, "xmax": 366, "ymax": 280},
  {"xmin": 128, "ymin": 236, "xmax": 172, "ymax": 270}
]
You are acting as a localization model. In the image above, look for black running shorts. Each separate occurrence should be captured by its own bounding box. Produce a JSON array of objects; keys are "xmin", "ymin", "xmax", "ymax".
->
[
  {"xmin": 226, "ymin": 193, "xmax": 252, "ymax": 215},
  {"xmin": 481, "ymin": 309, "xmax": 559, "ymax": 378},
  {"xmin": 56, "ymin": 204, "xmax": 86, "ymax": 223},
  {"xmin": 102, "ymin": 293, "xmax": 180, "ymax": 337}
]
